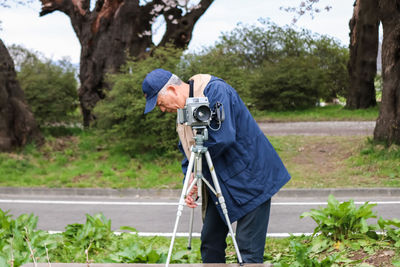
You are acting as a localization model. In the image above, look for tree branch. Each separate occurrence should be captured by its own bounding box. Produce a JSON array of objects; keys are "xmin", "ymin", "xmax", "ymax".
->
[
  {"xmin": 40, "ymin": 0, "xmax": 91, "ymax": 42},
  {"xmin": 280, "ymin": 0, "xmax": 332, "ymax": 23},
  {"xmin": 91, "ymin": 0, "xmax": 125, "ymax": 34},
  {"xmin": 159, "ymin": 0, "xmax": 214, "ymax": 47},
  {"xmin": 183, "ymin": 0, "xmax": 214, "ymax": 25},
  {"xmin": 141, "ymin": 0, "xmax": 167, "ymax": 22},
  {"xmin": 39, "ymin": 0, "xmax": 87, "ymax": 16}
]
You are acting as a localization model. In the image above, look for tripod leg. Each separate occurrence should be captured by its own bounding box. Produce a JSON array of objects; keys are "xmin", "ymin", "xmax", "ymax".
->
[
  {"xmin": 166, "ymin": 151, "xmax": 195, "ymax": 266},
  {"xmin": 187, "ymin": 154, "xmax": 201, "ymax": 250},
  {"xmin": 187, "ymin": 207, "xmax": 195, "ymax": 250},
  {"xmin": 204, "ymin": 151, "xmax": 244, "ymax": 265},
  {"xmin": 186, "ymin": 175, "xmax": 200, "ymax": 251}
]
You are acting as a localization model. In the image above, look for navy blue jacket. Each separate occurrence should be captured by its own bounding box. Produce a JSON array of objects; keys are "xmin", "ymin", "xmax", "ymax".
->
[{"xmin": 179, "ymin": 76, "xmax": 291, "ymax": 223}]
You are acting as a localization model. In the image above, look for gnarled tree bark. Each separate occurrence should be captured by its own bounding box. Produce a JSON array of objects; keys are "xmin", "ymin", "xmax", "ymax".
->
[
  {"xmin": 0, "ymin": 39, "xmax": 43, "ymax": 151},
  {"xmin": 374, "ymin": 0, "xmax": 400, "ymax": 145},
  {"xmin": 347, "ymin": 0, "xmax": 379, "ymax": 109},
  {"xmin": 39, "ymin": 0, "xmax": 214, "ymax": 127}
]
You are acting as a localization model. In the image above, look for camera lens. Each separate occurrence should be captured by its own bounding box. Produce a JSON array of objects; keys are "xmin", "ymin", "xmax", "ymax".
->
[{"xmin": 193, "ymin": 105, "xmax": 212, "ymax": 122}]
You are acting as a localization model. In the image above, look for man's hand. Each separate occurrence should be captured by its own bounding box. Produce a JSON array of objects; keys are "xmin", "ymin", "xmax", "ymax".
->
[{"xmin": 185, "ymin": 173, "xmax": 198, "ymax": 208}]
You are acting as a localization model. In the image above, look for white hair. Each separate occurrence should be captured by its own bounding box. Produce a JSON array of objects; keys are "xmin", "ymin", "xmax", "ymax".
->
[{"xmin": 158, "ymin": 74, "xmax": 182, "ymax": 95}]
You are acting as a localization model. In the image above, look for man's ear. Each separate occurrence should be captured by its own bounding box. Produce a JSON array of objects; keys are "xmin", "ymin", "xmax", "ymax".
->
[{"xmin": 166, "ymin": 85, "xmax": 179, "ymax": 96}]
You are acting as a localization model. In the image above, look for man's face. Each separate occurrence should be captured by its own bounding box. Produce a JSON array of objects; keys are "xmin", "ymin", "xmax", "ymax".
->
[{"xmin": 156, "ymin": 85, "xmax": 186, "ymax": 113}]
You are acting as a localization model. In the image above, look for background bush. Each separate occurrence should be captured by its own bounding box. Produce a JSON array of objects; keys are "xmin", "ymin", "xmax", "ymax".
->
[
  {"xmin": 251, "ymin": 56, "xmax": 326, "ymax": 110},
  {"xmin": 9, "ymin": 45, "xmax": 79, "ymax": 126},
  {"xmin": 186, "ymin": 19, "xmax": 350, "ymax": 110},
  {"xmin": 93, "ymin": 46, "xmax": 185, "ymax": 156},
  {"xmin": 178, "ymin": 47, "xmax": 252, "ymax": 104}
]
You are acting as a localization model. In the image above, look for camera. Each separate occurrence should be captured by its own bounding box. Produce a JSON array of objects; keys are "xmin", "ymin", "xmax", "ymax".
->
[
  {"xmin": 177, "ymin": 97, "xmax": 225, "ymax": 129},
  {"xmin": 177, "ymin": 97, "xmax": 212, "ymax": 127}
]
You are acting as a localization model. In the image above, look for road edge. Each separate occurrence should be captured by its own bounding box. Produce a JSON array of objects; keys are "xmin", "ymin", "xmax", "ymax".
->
[{"xmin": 0, "ymin": 187, "xmax": 399, "ymax": 198}]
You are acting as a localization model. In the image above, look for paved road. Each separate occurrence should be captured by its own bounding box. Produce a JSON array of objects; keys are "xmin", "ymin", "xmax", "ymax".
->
[
  {"xmin": 259, "ymin": 121, "xmax": 376, "ymax": 136},
  {"xmin": 1, "ymin": 193, "xmax": 399, "ymax": 237}
]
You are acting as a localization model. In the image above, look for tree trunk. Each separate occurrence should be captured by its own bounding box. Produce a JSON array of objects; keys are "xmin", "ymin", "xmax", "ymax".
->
[
  {"xmin": 373, "ymin": 0, "xmax": 400, "ymax": 145},
  {"xmin": 0, "ymin": 39, "xmax": 43, "ymax": 151},
  {"xmin": 39, "ymin": 0, "xmax": 214, "ymax": 127},
  {"xmin": 347, "ymin": 0, "xmax": 379, "ymax": 109}
]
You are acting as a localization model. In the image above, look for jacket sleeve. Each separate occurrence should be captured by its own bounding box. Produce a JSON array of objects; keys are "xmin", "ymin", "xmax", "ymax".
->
[{"xmin": 205, "ymin": 81, "xmax": 237, "ymax": 158}]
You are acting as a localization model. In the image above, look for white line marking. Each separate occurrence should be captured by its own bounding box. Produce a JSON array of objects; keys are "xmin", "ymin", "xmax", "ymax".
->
[
  {"xmin": 273, "ymin": 201, "xmax": 400, "ymax": 205},
  {"xmin": 0, "ymin": 199, "xmax": 178, "ymax": 205},
  {"xmin": 46, "ymin": 231, "xmax": 314, "ymax": 238},
  {"xmin": 1, "ymin": 199, "xmax": 400, "ymax": 205}
]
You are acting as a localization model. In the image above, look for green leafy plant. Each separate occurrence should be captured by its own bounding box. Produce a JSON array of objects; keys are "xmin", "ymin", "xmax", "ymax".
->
[
  {"xmin": 272, "ymin": 239, "xmax": 338, "ymax": 267},
  {"xmin": 301, "ymin": 195, "xmax": 377, "ymax": 241},
  {"xmin": 377, "ymin": 217, "xmax": 400, "ymax": 247},
  {"xmin": 0, "ymin": 209, "xmax": 57, "ymax": 266},
  {"xmin": 1, "ymin": 207, "xmax": 399, "ymax": 266}
]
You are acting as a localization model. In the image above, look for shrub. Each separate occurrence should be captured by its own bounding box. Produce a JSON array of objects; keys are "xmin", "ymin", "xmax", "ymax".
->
[
  {"xmin": 251, "ymin": 56, "xmax": 327, "ymax": 110},
  {"xmin": 10, "ymin": 45, "xmax": 79, "ymax": 126},
  {"xmin": 93, "ymin": 46, "xmax": 183, "ymax": 156},
  {"xmin": 198, "ymin": 19, "xmax": 349, "ymax": 107},
  {"xmin": 179, "ymin": 48, "xmax": 252, "ymax": 103}
]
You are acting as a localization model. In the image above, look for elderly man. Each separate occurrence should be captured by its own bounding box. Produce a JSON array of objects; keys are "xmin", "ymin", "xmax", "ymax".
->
[{"xmin": 142, "ymin": 68, "xmax": 291, "ymax": 263}]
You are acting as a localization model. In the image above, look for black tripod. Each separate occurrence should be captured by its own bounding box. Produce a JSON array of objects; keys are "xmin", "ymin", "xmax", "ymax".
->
[{"xmin": 165, "ymin": 126, "xmax": 243, "ymax": 266}]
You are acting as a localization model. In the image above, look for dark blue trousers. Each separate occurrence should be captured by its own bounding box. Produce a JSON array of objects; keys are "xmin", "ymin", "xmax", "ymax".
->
[{"xmin": 200, "ymin": 197, "xmax": 271, "ymax": 263}]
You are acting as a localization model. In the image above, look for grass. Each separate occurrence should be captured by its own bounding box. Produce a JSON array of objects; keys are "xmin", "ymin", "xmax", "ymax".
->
[
  {"xmin": 252, "ymin": 105, "xmax": 379, "ymax": 122},
  {"xmin": 0, "ymin": 125, "xmax": 399, "ymax": 189},
  {"xmin": 271, "ymin": 135, "xmax": 400, "ymax": 188},
  {"xmin": 0, "ymin": 129, "xmax": 182, "ymax": 189}
]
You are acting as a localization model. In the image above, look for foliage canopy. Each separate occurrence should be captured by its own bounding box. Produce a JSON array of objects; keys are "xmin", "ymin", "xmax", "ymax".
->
[
  {"xmin": 93, "ymin": 45, "xmax": 185, "ymax": 156},
  {"xmin": 9, "ymin": 45, "xmax": 79, "ymax": 127},
  {"xmin": 181, "ymin": 19, "xmax": 349, "ymax": 111},
  {"xmin": 94, "ymin": 19, "xmax": 350, "ymax": 155}
]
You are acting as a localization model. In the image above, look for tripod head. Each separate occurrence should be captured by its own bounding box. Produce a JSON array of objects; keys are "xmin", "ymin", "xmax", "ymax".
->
[{"xmin": 192, "ymin": 126, "xmax": 208, "ymax": 154}]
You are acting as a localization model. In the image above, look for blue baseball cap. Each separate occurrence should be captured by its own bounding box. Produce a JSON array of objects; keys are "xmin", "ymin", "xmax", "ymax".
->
[{"xmin": 142, "ymin": 68, "xmax": 173, "ymax": 114}]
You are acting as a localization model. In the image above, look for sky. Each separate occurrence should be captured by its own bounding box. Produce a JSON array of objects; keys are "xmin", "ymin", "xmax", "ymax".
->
[{"xmin": 0, "ymin": 0, "xmax": 355, "ymax": 65}]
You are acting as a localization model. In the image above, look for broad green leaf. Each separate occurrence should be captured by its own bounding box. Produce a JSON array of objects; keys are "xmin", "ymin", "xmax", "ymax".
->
[
  {"xmin": 360, "ymin": 218, "xmax": 368, "ymax": 233},
  {"xmin": 119, "ymin": 226, "xmax": 137, "ymax": 233},
  {"xmin": 377, "ymin": 216, "xmax": 386, "ymax": 230},
  {"xmin": 311, "ymin": 238, "xmax": 330, "ymax": 253},
  {"xmin": 393, "ymin": 259, "xmax": 400, "ymax": 267},
  {"xmin": 172, "ymin": 250, "xmax": 188, "ymax": 261},
  {"xmin": 146, "ymin": 249, "xmax": 160, "ymax": 263}
]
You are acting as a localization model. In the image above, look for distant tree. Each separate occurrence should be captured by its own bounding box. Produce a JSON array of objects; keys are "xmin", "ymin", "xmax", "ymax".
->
[
  {"xmin": 286, "ymin": 0, "xmax": 378, "ymax": 108},
  {"xmin": 251, "ymin": 55, "xmax": 326, "ymax": 111},
  {"xmin": 290, "ymin": 0, "xmax": 400, "ymax": 145},
  {"xmin": 189, "ymin": 20, "xmax": 349, "ymax": 107},
  {"xmin": 178, "ymin": 45, "xmax": 252, "ymax": 102},
  {"xmin": 7, "ymin": 44, "xmax": 41, "ymax": 71},
  {"xmin": 346, "ymin": 0, "xmax": 379, "ymax": 109},
  {"xmin": 39, "ymin": 0, "xmax": 214, "ymax": 127},
  {"xmin": 0, "ymin": 40, "xmax": 43, "ymax": 151},
  {"xmin": 9, "ymin": 45, "xmax": 79, "ymax": 126}
]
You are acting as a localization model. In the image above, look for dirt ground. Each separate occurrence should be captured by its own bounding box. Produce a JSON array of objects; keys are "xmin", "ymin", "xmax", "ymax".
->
[{"xmin": 350, "ymin": 249, "xmax": 396, "ymax": 266}]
